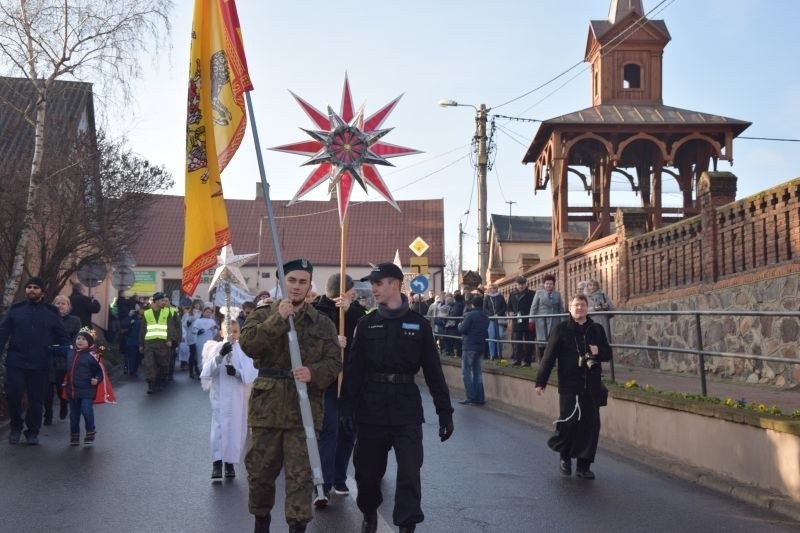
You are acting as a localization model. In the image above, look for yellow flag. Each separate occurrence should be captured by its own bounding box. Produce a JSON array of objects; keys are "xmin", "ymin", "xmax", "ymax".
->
[{"xmin": 182, "ymin": 0, "xmax": 253, "ymax": 295}]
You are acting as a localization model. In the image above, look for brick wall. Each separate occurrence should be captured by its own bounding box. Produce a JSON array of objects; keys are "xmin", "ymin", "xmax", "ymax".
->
[{"xmin": 497, "ymin": 173, "xmax": 800, "ymax": 385}]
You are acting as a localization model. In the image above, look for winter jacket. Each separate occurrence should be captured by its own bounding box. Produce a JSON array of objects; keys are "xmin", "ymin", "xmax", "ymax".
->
[
  {"xmin": 0, "ymin": 299, "xmax": 70, "ymax": 370},
  {"xmin": 458, "ymin": 307, "xmax": 490, "ymax": 353},
  {"xmin": 63, "ymin": 348, "xmax": 103, "ymax": 400},
  {"xmin": 535, "ymin": 317, "xmax": 612, "ymax": 395}
]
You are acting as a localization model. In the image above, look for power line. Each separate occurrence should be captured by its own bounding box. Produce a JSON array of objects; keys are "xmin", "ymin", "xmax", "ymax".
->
[{"xmin": 739, "ymin": 136, "xmax": 800, "ymax": 142}]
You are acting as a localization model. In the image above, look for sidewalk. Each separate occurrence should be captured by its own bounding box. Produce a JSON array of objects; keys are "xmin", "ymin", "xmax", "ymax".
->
[
  {"xmin": 476, "ymin": 354, "xmax": 800, "ymax": 415},
  {"xmin": 608, "ymin": 363, "xmax": 800, "ymax": 414}
]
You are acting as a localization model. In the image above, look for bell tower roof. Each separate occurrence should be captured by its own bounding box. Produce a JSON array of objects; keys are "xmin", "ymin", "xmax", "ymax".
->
[{"xmin": 608, "ymin": 0, "xmax": 644, "ymax": 24}]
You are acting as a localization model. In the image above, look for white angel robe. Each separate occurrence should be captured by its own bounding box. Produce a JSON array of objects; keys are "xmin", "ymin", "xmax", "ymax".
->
[{"xmin": 199, "ymin": 340, "xmax": 258, "ymax": 464}]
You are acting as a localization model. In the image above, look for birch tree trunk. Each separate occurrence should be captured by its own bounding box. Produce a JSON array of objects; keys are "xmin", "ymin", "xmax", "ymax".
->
[{"xmin": 1, "ymin": 92, "xmax": 47, "ymax": 310}]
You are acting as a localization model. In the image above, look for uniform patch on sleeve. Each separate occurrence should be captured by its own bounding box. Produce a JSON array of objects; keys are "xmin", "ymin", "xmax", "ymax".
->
[{"xmin": 402, "ymin": 322, "xmax": 421, "ymax": 331}]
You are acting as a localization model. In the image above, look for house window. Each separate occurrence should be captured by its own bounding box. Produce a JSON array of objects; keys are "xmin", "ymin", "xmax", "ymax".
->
[
  {"xmin": 623, "ymin": 63, "xmax": 641, "ymax": 89},
  {"xmin": 594, "ymin": 71, "xmax": 598, "ymax": 96}
]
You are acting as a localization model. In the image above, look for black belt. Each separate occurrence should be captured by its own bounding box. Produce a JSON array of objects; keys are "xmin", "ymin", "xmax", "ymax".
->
[
  {"xmin": 259, "ymin": 368, "xmax": 294, "ymax": 379},
  {"xmin": 368, "ymin": 372, "xmax": 415, "ymax": 384}
]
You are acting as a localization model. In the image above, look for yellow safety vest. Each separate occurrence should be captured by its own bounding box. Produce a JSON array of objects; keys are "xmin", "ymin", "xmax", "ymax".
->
[{"xmin": 144, "ymin": 308, "xmax": 170, "ymax": 341}]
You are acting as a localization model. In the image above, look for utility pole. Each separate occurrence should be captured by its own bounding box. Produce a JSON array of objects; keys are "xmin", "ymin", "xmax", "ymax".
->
[
  {"xmin": 476, "ymin": 104, "xmax": 488, "ymax": 282},
  {"xmin": 457, "ymin": 221, "xmax": 463, "ymax": 290},
  {"xmin": 506, "ymin": 200, "xmax": 517, "ymax": 240}
]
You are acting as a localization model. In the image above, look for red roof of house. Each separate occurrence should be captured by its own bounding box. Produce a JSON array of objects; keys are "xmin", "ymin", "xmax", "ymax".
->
[{"xmin": 130, "ymin": 194, "xmax": 445, "ymax": 268}]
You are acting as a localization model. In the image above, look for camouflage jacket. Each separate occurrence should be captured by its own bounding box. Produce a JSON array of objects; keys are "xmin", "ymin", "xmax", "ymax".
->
[{"xmin": 240, "ymin": 300, "xmax": 342, "ymax": 429}]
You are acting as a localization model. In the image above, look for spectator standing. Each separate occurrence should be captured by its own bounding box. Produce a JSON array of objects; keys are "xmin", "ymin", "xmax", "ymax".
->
[
  {"xmin": 458, "ymin": 295, "xmax": 490, "ymax": 405},
  {"xmin": 483, "ymin": 283, "xmax": 507, "ymax": 361},
  {"xmin": 586, "ymin": 279, "xmax": 613, "ymax": 340},
  {"xmin": 508, "ymin": 276, "xmax": 535, "ymax": 366},
  {"xmin": 438, "ymin": 296, "xmax": 454, "ymax": 355},
  {"xmin": 0, "ymin": 276, "xmax": 69, "ymax": 445},
  {"xmin": 45, "ymin": 295, "xmax": 81, "ymax": 425},
  {"xmin": 410, "ymin": 294, "xmax": 429, "ymax": 316},
  {"xmin": 340, "ymin": 262, "xmax": 453, "ymax": 533},
  {"xmin": 200, "ymin": 318, "xmax": 258, "ymax": 480},
  {"xmin": 64, "ymin": 328, "xmax": 103, "ymax": 446},
  {"xmin": 311, "ymin": 273, "xmax": 367, "ymax": 505},
  {"xmin": 535, "ymin": 294, "xmax": 612, "ymax": 479},
  {"xmin": 69, "ymin": 282, "xmax": 100, "ymax": 328},
  {"xmin": 240, "ymin": 259, "xmax": 341, "ymax": 533},
  {"xmin": 448, "ymin": 291, "xmax": 466, "ymax": 358},
  {"xmin": 530, "ymin": 274, "xmax": 565, "ymax": 362}
]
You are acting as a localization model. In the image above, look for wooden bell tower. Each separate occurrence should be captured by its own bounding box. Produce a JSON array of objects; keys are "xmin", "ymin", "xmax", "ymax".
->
[{"xmin": 523, "ymin": 0, "xmax": 750, "ymax": 255}]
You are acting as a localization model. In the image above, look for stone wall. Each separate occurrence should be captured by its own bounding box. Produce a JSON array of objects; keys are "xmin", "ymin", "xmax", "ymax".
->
[{"xmin": 613, "ymin": 269, "xmax": 800, "ymax": 387}]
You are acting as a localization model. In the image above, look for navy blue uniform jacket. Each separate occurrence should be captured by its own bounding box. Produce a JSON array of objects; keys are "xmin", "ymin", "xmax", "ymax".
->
[{"xmin": 341, "ymin": 308, "xmax": 453, "ymax": 426}]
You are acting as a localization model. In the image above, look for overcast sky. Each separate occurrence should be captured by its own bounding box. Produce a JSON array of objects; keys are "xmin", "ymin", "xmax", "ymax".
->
[{"xmin": 102, "ymin": 0, "xmax": 799, "ymax": 271}]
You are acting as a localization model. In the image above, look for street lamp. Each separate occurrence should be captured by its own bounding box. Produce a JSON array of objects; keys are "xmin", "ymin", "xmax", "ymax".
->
[{"xmin": 439, "ymin": 99, "xmax": 489, "ymax": 283}]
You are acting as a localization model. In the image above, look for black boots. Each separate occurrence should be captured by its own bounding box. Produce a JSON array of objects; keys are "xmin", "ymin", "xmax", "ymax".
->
[
  {"xmin": 287, "ymin": 523, "xmax": 306, "ymax": 533},
  {"xmin": 399, "ymin": 527, "xmax": 416, "ymax": 533},
  {"xmin": 224, "ymin": 462, "xmax": 235, "ymax": 478},
  {"xmin": 361, "ymin": 512, "xmax": 378, "ymax": 533},
  {"xmin": 211, "ymin": 460, "xmax": 222, "ymax": 481},
  {"xmin": 59, "ymin": 401, "xmax": 68, "ymax": 420},
  {"xmin": 254, "ymin": 514, "xmax": 270, "ymax": 533},
  {"xmin": 575, "ymin": 458, "xmax": 595, "ymax": 479},
  {"xmin": 146, "ymin": 381, "xmax": 154, "ymax": 394}
]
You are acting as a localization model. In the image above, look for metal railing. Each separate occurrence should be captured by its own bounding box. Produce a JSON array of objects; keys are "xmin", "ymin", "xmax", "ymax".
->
[{"xmin": 430, "ymin": 309, "xmax": 800, "ymax": 396}]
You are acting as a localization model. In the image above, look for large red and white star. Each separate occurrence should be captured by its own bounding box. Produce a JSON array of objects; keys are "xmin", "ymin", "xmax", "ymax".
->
[{"xmin": 271, "ymin": 75, "xmax": 421, "ymax": 223}]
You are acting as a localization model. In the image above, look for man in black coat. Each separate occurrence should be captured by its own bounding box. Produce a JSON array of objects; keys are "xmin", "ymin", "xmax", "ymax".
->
[
  {"xmin": 507, "ymin": 276, "xmax": 535, "ymax": 366},
  {"xmin": 340, "ymin": 263, "xmax": 454, "ymax": 533},
  {"xmin": 69, "ymin": 282, "xmax": 101, "ymax": 328},
  {"xmin": 0, "ymin": 276, "xmax": 70, "ymax": 445}
]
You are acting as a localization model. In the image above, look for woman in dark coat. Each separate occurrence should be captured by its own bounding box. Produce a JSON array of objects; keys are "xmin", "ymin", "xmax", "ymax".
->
[
  {"xmin": 534, "ymin": 293, "xmax": 612, "ymax": 479},
  {"xmin": 45, "ymin": 295, "xmax": 82, "ymax": 424}
]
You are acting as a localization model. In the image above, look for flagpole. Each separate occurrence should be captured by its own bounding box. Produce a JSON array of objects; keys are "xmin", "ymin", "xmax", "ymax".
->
[{"xmin": 244, "ymin": 91, "xmax": 326, "ymax": 499}]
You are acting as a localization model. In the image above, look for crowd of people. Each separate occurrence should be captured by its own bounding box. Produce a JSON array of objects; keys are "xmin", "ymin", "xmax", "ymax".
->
[{"xmin": 1, "ymin": 267, "xmax": 615, "ymax": 532}]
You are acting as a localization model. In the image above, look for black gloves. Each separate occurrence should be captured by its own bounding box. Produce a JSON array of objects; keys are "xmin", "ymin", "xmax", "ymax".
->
[
  {"xmin": 339, "ymin": 415, "xmax": 356, "ymax": 440},
  {"xmin": 220, "ymin": 342, "xmax": 232, "ymax": 355},
  {"xmin": 438, "ymin": 413, "xmax": 454, "ymax": 442},
  {"xmin": 225, "ymin": 365, "xmax": 236, "ymax": 377}
]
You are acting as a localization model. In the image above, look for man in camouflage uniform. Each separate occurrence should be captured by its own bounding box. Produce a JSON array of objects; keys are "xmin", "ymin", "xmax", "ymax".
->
[
  {"xmin": 139, "ymin": 292, "xmax": 181, "ymax": 394},
  {"xmin": 240, "ymin": 259, "xmax": 342, "ymax": 533}
]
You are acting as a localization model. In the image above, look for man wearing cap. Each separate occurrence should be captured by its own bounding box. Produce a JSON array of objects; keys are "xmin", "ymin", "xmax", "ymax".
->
[
  {"xmin": 240, "ymin": 259, "xmax": 342, "ymax": 533},
  {"xmin": 508, "ymin": 276, "xmax": 535, "ymax": 366},
  {"xmin": 139, "ymin": 292, "xmax": 181, "ymax": 394},
  {"xmin": 0, "ymin": 276, "xmax": 70, "ymax": 444},
  {"xmin": 340, "ymin": 262, "xmax": 454, "ymax": 533},
  {"xmin": 311, "ymin": 273, "xmax": 367, "ymax": 504}
]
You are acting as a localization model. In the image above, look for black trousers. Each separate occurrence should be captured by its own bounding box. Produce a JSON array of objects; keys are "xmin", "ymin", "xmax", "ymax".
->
[
  {"xmin": 511, "ymin": 329, "xmax": 534, "ymax": 364},
  {"xmin": 354, "ymin": 423, "xmax": 424, "ymax": 527},
  {"xmin": 5, "ymin": 367, "xmax": 47, "ymax": 435}
]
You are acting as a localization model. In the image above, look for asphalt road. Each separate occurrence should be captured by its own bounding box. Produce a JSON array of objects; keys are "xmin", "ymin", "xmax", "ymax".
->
[{"xmin": 1, "ymin": 370, "xmax": 797, "ymax": 532}]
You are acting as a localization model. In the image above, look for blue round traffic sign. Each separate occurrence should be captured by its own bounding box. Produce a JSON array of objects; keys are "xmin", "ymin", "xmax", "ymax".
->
[{"xmin": 410, "ymin": 275, "xmax": 429, "ymax": 294}]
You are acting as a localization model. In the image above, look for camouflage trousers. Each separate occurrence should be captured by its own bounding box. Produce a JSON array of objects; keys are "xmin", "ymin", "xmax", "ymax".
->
[
  {"xmin": 142, "ymin": 341, "xmax": 171, "ymax": 383},
  {"xmin": 246, "ymin": 427, "xmax": 313, "ymax": 524}
]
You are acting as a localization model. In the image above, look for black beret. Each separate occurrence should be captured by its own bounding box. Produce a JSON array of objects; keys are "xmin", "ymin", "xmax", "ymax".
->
[{"xmin": 279, "ymin": 258, "xmax": 313, "ymax": 277}]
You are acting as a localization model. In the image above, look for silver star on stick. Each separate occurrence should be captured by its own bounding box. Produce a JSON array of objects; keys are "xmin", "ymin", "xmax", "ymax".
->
[{"xmin": 208, "ymin": 244, "xmax": 257, "ymax": 293}]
